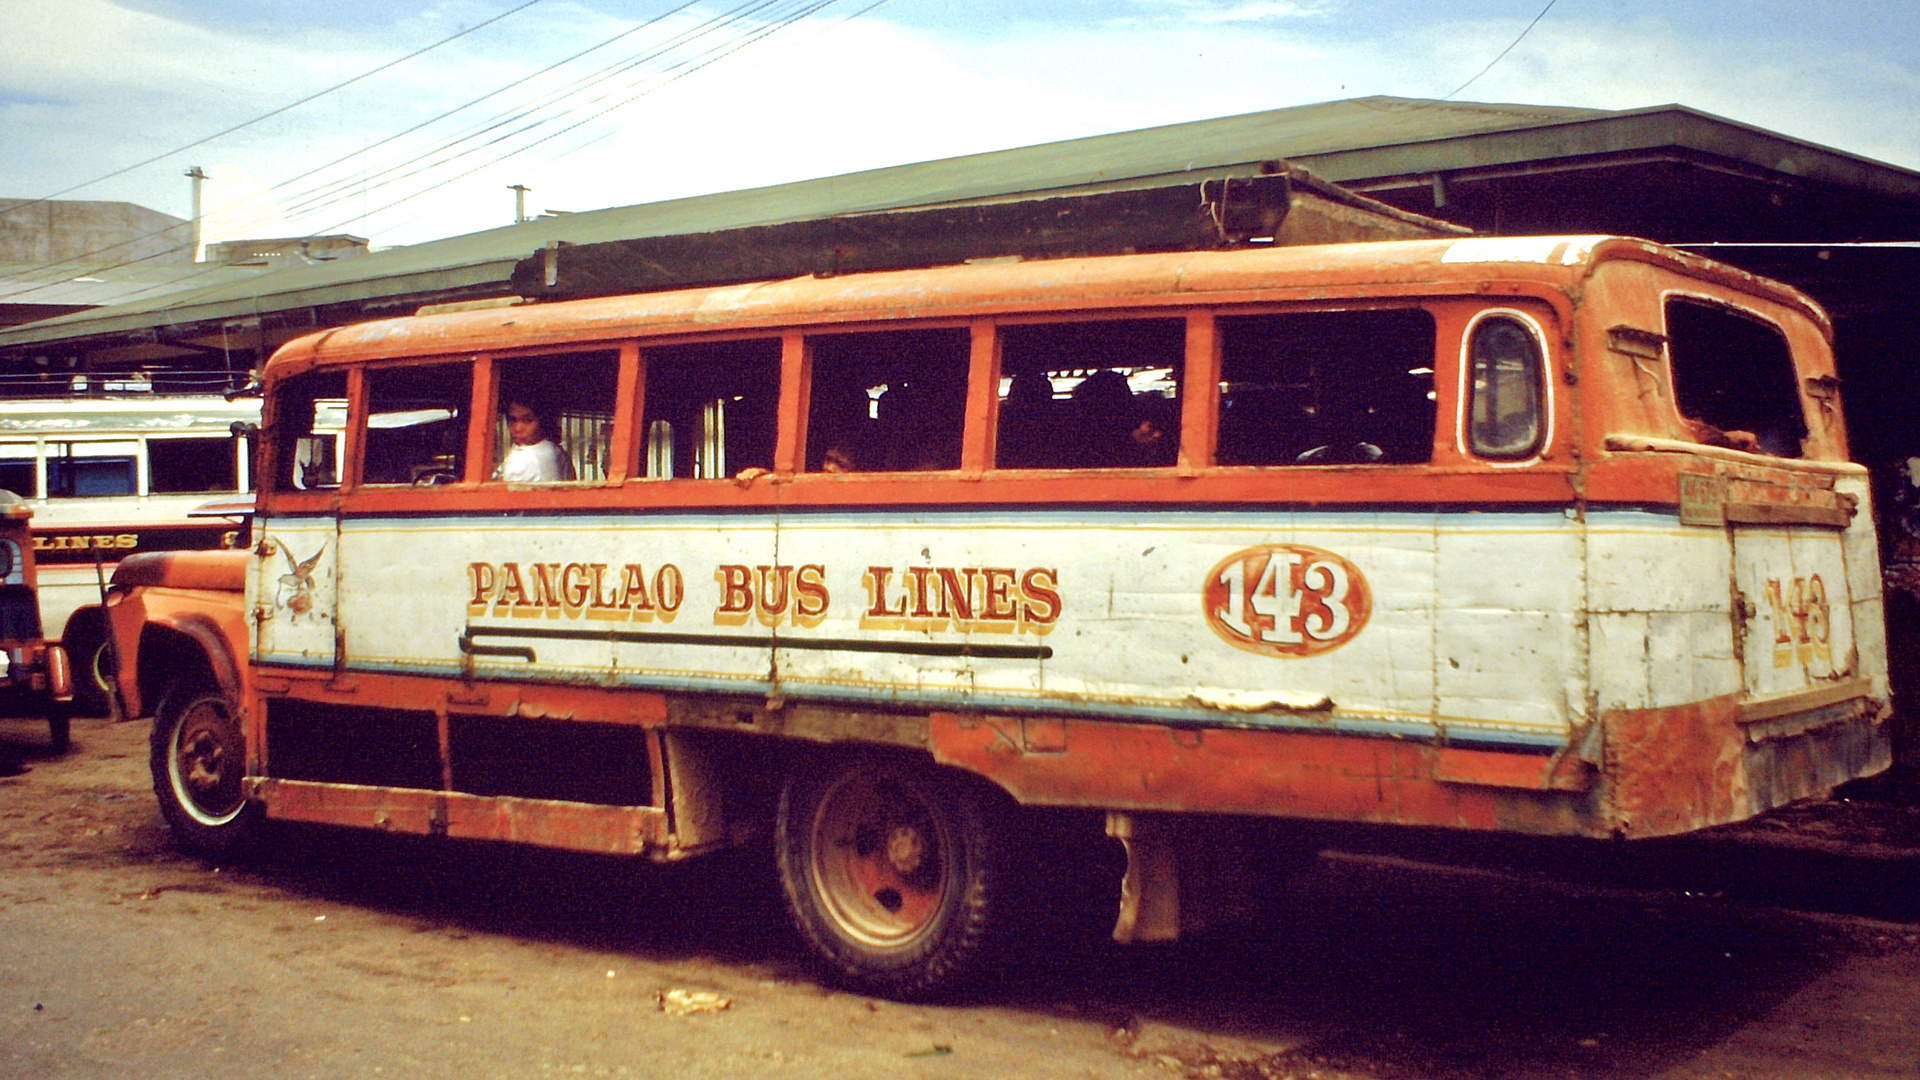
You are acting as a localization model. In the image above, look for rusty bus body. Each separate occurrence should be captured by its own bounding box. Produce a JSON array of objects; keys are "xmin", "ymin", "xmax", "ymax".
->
[
  {"xmin": 111, "ymin": 236, "xmax": 1891, "ymax": 998},
  {"xmin": 0, "ymin": 492, "xmax": 75, "ymax": 747}
]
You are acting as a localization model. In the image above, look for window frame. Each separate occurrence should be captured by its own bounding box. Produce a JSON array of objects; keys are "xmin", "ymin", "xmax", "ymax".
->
[
  {"xmin": 984, "ymin": 311, "xmax": 1190, "ymax": 473},
  {"xmin": 1658, "ymin": 290, "xmax": 1807, "ymax": 458},
  {"xmin": 351, "ymin": 356, "xmax": 476, "ymax": 490},
  {"xmin": 480, "ymin": 345, "xmax": 631, "ymax": 487},
  {"xmin": 1457, "ymin": 307, "xmax": 1553, "ymax": 465},
  {"xmin": 794, "ymin": 319, "xmax": 977, "ymax": 477},
  {"xmin": 1207, "ymin": 301, "xmax": 1447, "ymax": 470}
]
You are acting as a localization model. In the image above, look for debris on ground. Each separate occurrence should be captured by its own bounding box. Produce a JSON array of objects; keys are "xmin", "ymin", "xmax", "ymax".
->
[{"xmin": 656, "ymin": 989, "xmax": 731, "ymax": 1015}]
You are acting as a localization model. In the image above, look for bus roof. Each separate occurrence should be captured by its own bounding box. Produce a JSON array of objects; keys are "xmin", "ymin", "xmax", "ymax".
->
[{"xmin": 267, "ymin": 235, "xmax": 1829, "ymax": 375}]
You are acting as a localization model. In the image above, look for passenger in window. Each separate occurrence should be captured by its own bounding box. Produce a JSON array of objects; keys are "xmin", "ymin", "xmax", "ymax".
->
[
  {"xmin": 1072, "ymin": 370, "xmax": 1168, "ymax": 468},
  {"xmin": 876, "ymin": 382, "xmax": 959, "ymax": 471},
  {"xmin": 997, "ymin": 371, "xmax": 1058, "ymax": 469},
  {"xmin": 821, "ymin": 445, "xmax": 858, "ymax": 474},
  {"xmin": 498, "ymin": 397, "xmax": 574, "ymax": 482}
]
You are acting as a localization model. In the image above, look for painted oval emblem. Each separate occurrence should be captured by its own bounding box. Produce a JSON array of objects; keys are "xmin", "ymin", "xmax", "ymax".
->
[{"xmin": 1203, "ymin": 545, "xmax": 1372, "ymax": 657}]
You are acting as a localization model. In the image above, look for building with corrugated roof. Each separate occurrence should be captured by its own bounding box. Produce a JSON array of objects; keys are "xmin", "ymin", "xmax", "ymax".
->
[{"xmin": 4, "ymin": 95, "xmax": 1920, "ymax": 764}]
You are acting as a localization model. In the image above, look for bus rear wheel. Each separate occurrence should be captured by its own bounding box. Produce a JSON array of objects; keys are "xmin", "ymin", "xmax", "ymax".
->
[
  {"xmin": 775, "ymin": 755, "xmax": 1006, "ymax": 1000},
  {"xmin": 150, "ymin": 689, "xmax": 263, "ymax": 858}
]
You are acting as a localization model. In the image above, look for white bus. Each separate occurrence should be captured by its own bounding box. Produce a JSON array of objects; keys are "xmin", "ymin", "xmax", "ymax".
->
[{"xmin": 0, "ymin": 393, "xmax": 258, "ymax": 710}]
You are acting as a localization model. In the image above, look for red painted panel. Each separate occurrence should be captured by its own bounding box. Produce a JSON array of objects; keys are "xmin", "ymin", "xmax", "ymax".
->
[{"xmin": 924, "ymin": 713, "xmax": 1593, "ymax": 836}]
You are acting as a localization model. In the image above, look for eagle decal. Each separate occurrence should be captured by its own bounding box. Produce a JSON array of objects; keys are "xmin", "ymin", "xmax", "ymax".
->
[{"xmin": 276, "ymin": 542, "xmax": 326, "ymax": 620}]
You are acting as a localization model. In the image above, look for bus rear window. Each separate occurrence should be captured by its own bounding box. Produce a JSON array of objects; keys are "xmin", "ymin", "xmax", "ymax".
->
[
  {"xmin": 1216, "ymin": 309, "xmax": 1437, "ymax": 466},
  {"xmin": 996, "ymin": 319, "xmax": 1182, "ymax": 469},
  {"xmin": 1467, "ymin": 315, "xmax": 1546, "ymax": 459},
  {"xmin": 1666, "ymin": 298, "xmax": 1806, "ymax": 457}
]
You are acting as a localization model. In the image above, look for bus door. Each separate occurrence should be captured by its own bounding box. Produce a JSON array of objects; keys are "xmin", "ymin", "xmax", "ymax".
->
[
  {"xmin": 1724, "ymin": 476, "xmax": 1865, "ymax": 703},
  {"xmin": 252, "ymin": 371, "xmax": 346, "ymax": 672}
]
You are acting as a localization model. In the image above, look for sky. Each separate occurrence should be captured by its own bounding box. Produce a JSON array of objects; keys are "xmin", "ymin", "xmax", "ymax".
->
[{"xmin": 2, "ymin": 0, "xmax": 1918, "ymax": 259}]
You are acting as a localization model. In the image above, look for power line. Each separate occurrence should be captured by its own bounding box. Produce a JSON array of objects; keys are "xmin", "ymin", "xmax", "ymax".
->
[
  {"xmin": 269, "ymin": 0, "xmax": 797, "ymax": 225},
  {"xmin": 0, "ymin": 0, "xmax": 779, "ymax": 296},
  {"xmin": 1442, "ymin": 0, "xmax": 1559, "ymax": 101},
  {"xmin": 0, "ymin": 0, "xmax": 552, "ymax": 219},
  {"xmin": 10, "ymin": 1, "xmax": 849, "ymax": 309}
]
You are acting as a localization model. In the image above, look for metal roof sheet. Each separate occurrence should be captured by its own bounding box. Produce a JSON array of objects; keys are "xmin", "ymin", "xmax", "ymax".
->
[
  {"xmin": 0, "ymin": 260, "xmax": 263, "ymax": 308},
  {"xmin": 5, "ymin": 95, "xmax": 1916, "ymax": 349}
]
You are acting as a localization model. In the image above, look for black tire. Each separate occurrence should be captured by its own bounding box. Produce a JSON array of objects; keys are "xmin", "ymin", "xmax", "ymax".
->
[
  {"xmin": 775, "ymin": 754, "xmax": 1008, "ymax": 1000},
  {"xmin": 47, "ymin": 709, "xmax": 70, "ymax": 754},
  {"xmin": 64, "ymin": 628, "xmax": 114, "ymax": 718},
  {"xmin": 149, "ymin": 689, "xmax": 264, "ymax": 858}
]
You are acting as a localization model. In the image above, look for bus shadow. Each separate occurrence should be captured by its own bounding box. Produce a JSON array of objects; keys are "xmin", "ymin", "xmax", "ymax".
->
[
  {"xmin": 231, "ymin": 821, "xmax": 1855, "ymax": 1080},
  {"xmin": 1009, "ymin": 853, "xmax": 1844, "ymax": 1079},
  {"xmin": 0, "ymin": 714, "xmax": 70, "ymax": 774}
]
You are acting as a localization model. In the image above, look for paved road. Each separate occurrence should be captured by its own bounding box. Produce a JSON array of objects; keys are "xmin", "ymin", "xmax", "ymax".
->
[{"xmin": 4, "ymin": 716, "xmax": 1918, "ymax": 1080}]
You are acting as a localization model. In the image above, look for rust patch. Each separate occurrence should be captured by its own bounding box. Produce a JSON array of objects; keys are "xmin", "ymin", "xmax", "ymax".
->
[
  {"xmin": 257, "ymin": 778, "xmax": 667, "ymax": 855},
  {"xmin": 1603, "ymin": 695, "xmax": 1747, "ymax": 837},
  {"xmin": 928, "ymin": 713, "xmax": 1593, "ymax": 836}
]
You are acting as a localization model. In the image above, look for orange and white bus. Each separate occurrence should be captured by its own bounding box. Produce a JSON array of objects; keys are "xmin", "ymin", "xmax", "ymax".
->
[{"xmin": 113, "ymin": 235, "xmax": 1891, "ymax": 998}]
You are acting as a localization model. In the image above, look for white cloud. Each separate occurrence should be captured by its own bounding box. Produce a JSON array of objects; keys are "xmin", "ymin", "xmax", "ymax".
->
[{"xmin": 2, "ymin": 0, "xmax": 1916, "ymax": 259}]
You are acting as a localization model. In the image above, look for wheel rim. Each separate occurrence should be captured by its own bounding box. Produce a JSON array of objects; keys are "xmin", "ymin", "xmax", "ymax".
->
[
  {"xmin": 86, "ymin": 641, "xmax": 113, "ymax": 697},
  {"xmin": 168, "ymin": 699, "xmax": 246, "ymax": 827},
  {"xmin": 807, "ymin": 770, "xmax": 952, "ymax": 949}
]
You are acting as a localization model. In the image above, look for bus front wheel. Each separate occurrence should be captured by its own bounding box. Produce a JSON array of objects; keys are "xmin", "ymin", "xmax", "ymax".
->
[
  {"xmin": 62, "ymin": 618, "xmax": 114, "ymax": 717},
  {"xmin": 149, "ymin": 689, "xmax": 263, "ymax": 858},
  {"xmin": 775, "ymin": 755, "xmax": 1007, "ymax": 1000}
]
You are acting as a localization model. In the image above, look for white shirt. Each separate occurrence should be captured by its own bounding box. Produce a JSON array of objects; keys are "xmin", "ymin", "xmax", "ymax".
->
[{"xmin": 499, "ymin": 439, "xmax": 567, "ymax": 483}]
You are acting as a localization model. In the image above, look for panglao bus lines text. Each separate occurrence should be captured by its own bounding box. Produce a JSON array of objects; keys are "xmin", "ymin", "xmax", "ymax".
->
[{"xmin": 109, "ymin": 235, "xmax": 1891, "ymax": 999}]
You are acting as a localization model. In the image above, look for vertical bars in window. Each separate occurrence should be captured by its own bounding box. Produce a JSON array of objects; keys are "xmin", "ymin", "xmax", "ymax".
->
[{"xmin": 697, "ymin": 398, "xmax": 726, "ymax": 479}]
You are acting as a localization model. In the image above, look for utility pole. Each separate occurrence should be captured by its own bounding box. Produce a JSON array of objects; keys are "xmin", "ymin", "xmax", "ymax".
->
[
  {"xmin": 508, "ymin": 184, "xmax": 531, "ymax": 225},
  {"xmin": 184, "ymin": 166, "xmax": 208, "ymax": 263}
]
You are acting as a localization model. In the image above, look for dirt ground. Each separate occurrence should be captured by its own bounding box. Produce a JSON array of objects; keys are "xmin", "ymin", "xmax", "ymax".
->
[{"xmin": 3, "ymin": 715, "xmax": 1918, "ymax": 1080}]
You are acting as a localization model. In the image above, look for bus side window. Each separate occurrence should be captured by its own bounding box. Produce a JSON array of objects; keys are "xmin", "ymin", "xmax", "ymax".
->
[
  {"xmin": 0, "ymin": 445, "xmax": 35, "ymax": 498},
  {"xmin": 270, "ymin": 370, "xmax": 347, "ymax": 492},
  {"xmin": 1666, "ymin": 298, "xmax": 1806, "ymax": 457},
  {"xmin": 806, "ymin": 328, "xmax": 969, "ymax": 473},
  {"xmin": 641, "ymin": 339, "xmax": 779, "ymax": 480},
  {"xmin": 493, "ymin": 351, "xmax": 620, "ymax": 483},
  {"xmin": 1467, "ymin": 315, "xmax": 1545, "ymax": 459},
  {"xmin": 47, "ymin": 446, "xmax": 136, "ymax": 497},
  {"xmin": 996, "ymin": 319, "xmax": 1182, "ymax": 469},
  {"xmin": 149, "ymin": 437, "xmax": 241, "ymax": 493},
  {"xmin": 362, "ymin": 363, "xmax": 471, "ymax": 486},
  {"xmin": 1216, "ymin": 309, "xmax": 1437, "ymax": 466}
]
